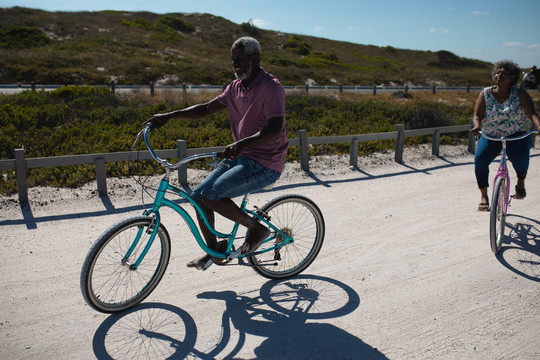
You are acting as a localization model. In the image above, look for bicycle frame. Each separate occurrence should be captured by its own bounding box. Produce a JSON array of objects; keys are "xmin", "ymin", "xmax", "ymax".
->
[
  {"xmin": 125, "ymin": 126, "xmax": 294, "ymax": 270},
  {"xmin": 492, "ymin": 142, "xmax": 511, "ymax": 214},
  {"xmin": 479, "ymin": 130, "xmax": 538, "ymax": 214}
]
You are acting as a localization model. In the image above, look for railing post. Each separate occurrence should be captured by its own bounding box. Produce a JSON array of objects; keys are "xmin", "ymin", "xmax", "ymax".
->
[
  {"xmin": 305, "ymin": 84, "xmax": 309, "ymax": 94},
  {"xmin": 350, "ymin": 138, "xmax": 359, "ymax": 167},
  {"xmin": 432, "ymin": 129, "xmax": 440, "ymax": 156},
  {"xmin": 150, "ymin": 82, "xmax": 154, "ymax": 97},
  {"xmin": 468, "ymin": 118, "xmax": 476, "ymax": 154},
  {"xmin": 405, "ymin": 85, "xmax": 409, "ymax": 95},
  {"xmin": 110, "ymin": 80, "xmax": 115, "ymax": 95},
  {"xmin": 298, "ymin": 129, "xmax": 309, "ymax": 172},
  {"xmin": 395, "ymin": 124, "xmax": 405, "ymax": 164},
  {"xmin": 182, "ymin": 82, "xmax": 187, "ymax": 98},
  {"xmin": 373, "ymin": 85, "xmax": 377, "ymax": 96},
  {"xmin": 15, "ymin": 148, "xmax": 28, "ymax": 204},
  {"xmin": 177, "ymin": 140, "xmax": 188, "ymax": 185},
  {"xmin": 95, "ymin": 157, "xmax": 107, "ymax": 196},
  {"xmin": 432, "ymin": 85, "xmax": 436, "ymax": 94},
  {"xmin": 339, "ymin": 84, "xmax": 343, "ymax": 94}
]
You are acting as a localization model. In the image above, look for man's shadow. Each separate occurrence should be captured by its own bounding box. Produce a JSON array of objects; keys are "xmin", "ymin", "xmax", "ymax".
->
[
  {"xmin": 199, "ymin": 275, "xmax": 388, "ymax": 359},
  {"xmin": 92, "ymin": 275, "xmax": 388, "ymax": 359},
  {"xmin": 496, "ymin": 214, "xmax": 540, "ymax": 281}
]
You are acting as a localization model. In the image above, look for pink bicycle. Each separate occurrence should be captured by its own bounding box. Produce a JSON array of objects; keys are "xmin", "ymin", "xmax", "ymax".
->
[{"xmin": 479, "ymin": 130, "xmax": 538, "ymax": 253}]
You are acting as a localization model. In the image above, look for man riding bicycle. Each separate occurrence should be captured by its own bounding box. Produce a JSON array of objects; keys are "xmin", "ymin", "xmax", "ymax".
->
[{"xmin": 145, "ymin": 36, "xmax": 289, "ymax": 269}]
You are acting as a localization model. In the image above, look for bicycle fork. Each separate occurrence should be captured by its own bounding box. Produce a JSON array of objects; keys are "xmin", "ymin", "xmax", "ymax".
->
[
  {"xmin": 122, "ymin": 182, "xmax": 168, "ymax": 271},
  {"xmin": 493, "ymin": 146, "xmax": 511, "ymax": 214}
]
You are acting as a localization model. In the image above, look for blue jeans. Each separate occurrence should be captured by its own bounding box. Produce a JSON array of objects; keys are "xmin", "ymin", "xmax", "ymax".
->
[
  {"xmin": 474, "ymin": 132, "xmax": 532, "ymax": 189},
  {"xmin": 191, "ymin": 156, "xmax": 281, "ymax": 201}
]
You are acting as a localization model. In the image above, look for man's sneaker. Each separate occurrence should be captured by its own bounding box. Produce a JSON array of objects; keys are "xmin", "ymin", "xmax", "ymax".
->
[
  {"xmin": 212, "ymin": 240, "xmax": 230, "ymax": 265},
  {"xmin": 187, "ymin": 240, "xmax": 231, "ymax": 269},
  {"xmin": 186, "ymin": 254, "xmax": 211, "ymax": 270}
]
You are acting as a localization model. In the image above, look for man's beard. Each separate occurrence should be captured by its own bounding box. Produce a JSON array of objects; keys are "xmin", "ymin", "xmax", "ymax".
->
[{"xmin": 235, "ymin": 63, "xmax": 253, "ymax": 80}]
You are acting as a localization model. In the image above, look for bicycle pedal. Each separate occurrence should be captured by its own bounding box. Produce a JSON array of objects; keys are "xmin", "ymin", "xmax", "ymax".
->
[
  {"xmin": 226, "ymin": 248, "xmax": 242, "ymax": 261},
  {"xmin": 202, "ymin": 258, "xmax": 213, "ymax": 271}
]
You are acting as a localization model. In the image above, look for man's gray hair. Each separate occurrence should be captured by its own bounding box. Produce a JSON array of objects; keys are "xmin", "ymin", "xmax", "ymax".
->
[
  {"xmin": 232, "ymin": 37, "xmax": 261, "ymax": 57},
  {"xmin": 492, "ymin": 60, "xmax": 521, "ymax": 87}
]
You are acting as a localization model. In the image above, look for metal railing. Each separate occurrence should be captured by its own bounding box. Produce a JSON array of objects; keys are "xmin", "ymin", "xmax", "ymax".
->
[
  {"xmin": 0, "ymin": 82, "xmax": 484, "ymax": 96},
  {"xmin": 0, "ymin": 123, "xmax": 475, "ymax": 204}
]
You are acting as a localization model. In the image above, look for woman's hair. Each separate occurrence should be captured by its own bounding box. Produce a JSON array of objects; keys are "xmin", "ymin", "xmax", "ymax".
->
[
  {"xmin": 492, "ymin": 60, "xmax": 521, "ymax": 87},
  {"xmin": 231, "ymin": 37, "xmax": 261, "ymax": 57}
]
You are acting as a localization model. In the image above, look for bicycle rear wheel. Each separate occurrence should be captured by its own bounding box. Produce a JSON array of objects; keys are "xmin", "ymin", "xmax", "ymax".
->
[
  {"xmin": 490, "ymin": 177, "xmax": 507, "ymax": 254},
  {"xmin": 247, "ymin": 194, "xmax": 325, "ymax": 279},
  {"xmin": 80, "ymin": 215, "xmax": 171, "ymax": 313}
]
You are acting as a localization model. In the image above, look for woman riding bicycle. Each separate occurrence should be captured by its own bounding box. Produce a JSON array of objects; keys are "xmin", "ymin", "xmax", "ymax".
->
[
  {"xmin": 145, "ymin": 36, "xmax": 289, "ymax": 268},
  {"xmin": 470, "ymin": 60, "xmax": 540, "ymax": 211}
]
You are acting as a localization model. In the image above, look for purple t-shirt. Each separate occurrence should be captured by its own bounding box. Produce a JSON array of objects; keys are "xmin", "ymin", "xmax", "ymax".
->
[{"xmin": 216, "ymin": 68, "xmax": 289, "ymax": 172}]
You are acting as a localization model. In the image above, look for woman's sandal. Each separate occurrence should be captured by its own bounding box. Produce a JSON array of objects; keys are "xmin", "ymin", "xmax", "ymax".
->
[
  {"xmin": 514, "ymin": 186, "xmax": 526, "ymax": 199},
  {"xmin": 477, "ymin": 202, "xmax": 489, "ymax": 211}
]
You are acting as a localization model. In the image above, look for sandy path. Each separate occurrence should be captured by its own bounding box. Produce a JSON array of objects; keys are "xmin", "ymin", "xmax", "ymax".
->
[{"xmin": 1, "ymin": 143, "xmax": 539, "ymax": 359}]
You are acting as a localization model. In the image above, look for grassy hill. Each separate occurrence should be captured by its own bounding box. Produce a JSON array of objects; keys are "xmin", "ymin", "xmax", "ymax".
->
[{"xmin": 0, "ymin": 7, "xmax": 493, "ymax": 87}]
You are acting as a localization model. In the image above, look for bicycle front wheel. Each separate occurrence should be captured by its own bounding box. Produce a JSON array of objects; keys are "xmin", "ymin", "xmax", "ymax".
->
[
  {"xmin": 490, "ymin": 177, "xmax": 507, "ymax": 254},
  {"xmin": 80, "ymin": 215, "xmax": 171, "ymax": 313},
  {"xmin": 248, "ymin": 194, "xmax": 325, "ymax": 279}
]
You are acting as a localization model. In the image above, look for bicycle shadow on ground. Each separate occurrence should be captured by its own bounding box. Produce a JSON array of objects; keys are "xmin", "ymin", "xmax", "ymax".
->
[
  {"xmin": 92, "ymin": 302, "xmax": 198, "ymax": 360},
  {"xmin": 496, "ymin": 214, "xmax": 540, "ymax": 282},
  {"xmin": 92, "ymin": 275, "xmax": 389, "ymax": 359}
]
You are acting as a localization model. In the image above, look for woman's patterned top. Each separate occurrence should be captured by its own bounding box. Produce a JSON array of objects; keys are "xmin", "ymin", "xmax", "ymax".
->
[{"xmin": 482, "ymin": 86, "xmax": 529, "ymax": 137}]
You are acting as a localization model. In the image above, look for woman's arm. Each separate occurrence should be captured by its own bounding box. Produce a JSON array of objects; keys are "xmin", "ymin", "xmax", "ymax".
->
[
  {"xmin": 470, "ymin": 90, "xmax": 486, "ymax": 137},
  {"xmin": 518, "ymin": 89, "xmax": 540, "ymax": 131}
]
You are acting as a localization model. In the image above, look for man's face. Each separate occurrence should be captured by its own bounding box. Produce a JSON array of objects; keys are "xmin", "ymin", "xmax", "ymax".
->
[{"xmin": 231, "ymin": 47, "xmax": 253, "ymax": 80}]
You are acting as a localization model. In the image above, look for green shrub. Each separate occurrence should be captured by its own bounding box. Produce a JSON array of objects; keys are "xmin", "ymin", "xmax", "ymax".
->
[
  {"xmin": 157, "ymin": 16, "xmax": 195, "ymax": 32},
  {"xmin": 282, "ymin": 36, "xmax": 311, "ymax": 55},
  {"xmin": 240, "ymin": 20, "xmax": 260, "ymax": 36},
  {"xmin": 0, "ymin": 88, "xmax": 477, "ymax": 194},
  {"xmin": 0, "ymin": 26, "xmax": 51, "ymax": 49}
]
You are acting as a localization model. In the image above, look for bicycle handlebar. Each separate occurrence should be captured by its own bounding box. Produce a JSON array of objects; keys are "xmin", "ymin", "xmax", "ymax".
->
[
  {"xmin": 478, "ymin": 130, "xmax": 539, "ymax": 142},
  {"xmin": 141, "ymin": 124, "xmax": 218, "ymax": 170}
]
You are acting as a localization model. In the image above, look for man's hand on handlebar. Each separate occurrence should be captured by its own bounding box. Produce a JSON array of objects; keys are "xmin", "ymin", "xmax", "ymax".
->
[
  {"xmin": 143, "ymin": 113, "xmax": 171, "ymax": 130},
  {"xmin": 222, "ymin": 142, "xmax": 241, "ymax": 159}
]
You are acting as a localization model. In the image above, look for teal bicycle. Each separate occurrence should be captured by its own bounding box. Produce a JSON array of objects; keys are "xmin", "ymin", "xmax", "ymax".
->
[{"xmin": 80, "ymin": 125, "xmax": 325, "ymax": 313}]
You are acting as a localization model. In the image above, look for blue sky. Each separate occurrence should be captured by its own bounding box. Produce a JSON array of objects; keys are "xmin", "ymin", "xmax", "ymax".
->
[{"xmin": 3, "ymin": 0, "xmax": 540, "ymax": 68}]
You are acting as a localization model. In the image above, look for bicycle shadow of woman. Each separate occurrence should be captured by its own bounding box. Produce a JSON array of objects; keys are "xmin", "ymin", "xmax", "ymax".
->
[
  {"xmin": 197, "ymin": 275, "xmax": 388, "ymax": 359},
  {"xmin": 497, "ymin": 215, "xmax": 540, "ymax": 281}
]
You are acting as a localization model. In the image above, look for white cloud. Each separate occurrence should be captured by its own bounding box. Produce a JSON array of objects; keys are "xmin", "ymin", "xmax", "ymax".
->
[
  {"xmin": 314, "ymin": 26, "xmax": 324, "ymax": 32},
  {"xmin": 472, "ymin": 10, "xmax": 488, "ymax": 15},
  {"xmin": 429, "ymin": 28, "xmax": 449, "ymax": 34},
  {"xmin": 251, "ymin": 18, "xmax": 270, "ymax": 27},
  {"xmin": 502, "ymin": 41, "xmax": 540, "ymax": 49},
  {"xmin": 502, "ymin": 41, "xmax": 523, "ymax": 47}
]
